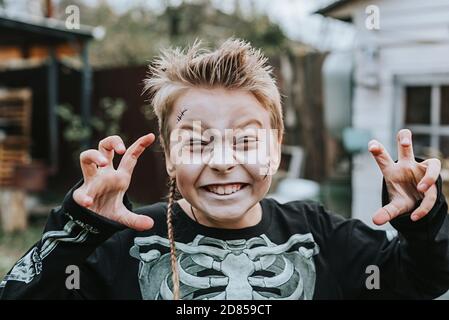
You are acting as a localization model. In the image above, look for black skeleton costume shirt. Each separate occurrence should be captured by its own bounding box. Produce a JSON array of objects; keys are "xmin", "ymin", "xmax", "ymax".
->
[{"xmin": 1, "ymin": 176, "xmax": 449, "ymax": 300}]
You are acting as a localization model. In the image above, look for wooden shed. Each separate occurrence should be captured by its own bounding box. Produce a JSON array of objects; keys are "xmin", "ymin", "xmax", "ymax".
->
[{"xmin": 0, "ymin": 11, "xmax": 97, "ymax": 231}]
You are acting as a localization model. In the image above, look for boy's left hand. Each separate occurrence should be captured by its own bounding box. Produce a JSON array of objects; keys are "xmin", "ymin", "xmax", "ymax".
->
[{"xmin": 368, "ymin": 129, "xmax": 441, "ymax": 225}]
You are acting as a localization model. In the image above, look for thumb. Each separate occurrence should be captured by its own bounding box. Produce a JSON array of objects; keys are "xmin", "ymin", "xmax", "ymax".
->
[
  {"xmin": 372, "ymin": 202, "xmax": 401, "ymax": 226},
  {"xmin": 73, "ymin": 187, "xmax": 94, "ymax": 208},
  {"xmin": 119, "ymin": 211, "xmax": 154, "ymax": 231}
]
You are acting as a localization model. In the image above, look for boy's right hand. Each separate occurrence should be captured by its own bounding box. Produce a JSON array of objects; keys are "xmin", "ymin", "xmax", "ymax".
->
[{"xmin": 73, "ymin": 134, "xmax": 156, "ymax": 231}]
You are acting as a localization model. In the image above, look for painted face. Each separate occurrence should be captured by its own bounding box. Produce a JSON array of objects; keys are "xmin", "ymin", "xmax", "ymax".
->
[{"xmin": 165, "ymin": 87, "xmax": 281, "ymax": 228}]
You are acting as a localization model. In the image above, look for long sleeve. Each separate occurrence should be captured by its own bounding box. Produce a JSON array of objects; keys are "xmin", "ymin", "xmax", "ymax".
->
[
  {"xmin": 0, "ymin": 181, "xmax": 128, "ymax": 299},
  {"xmin": 327, "ymin": 175, "xmax": 449, "ymax": 299}
]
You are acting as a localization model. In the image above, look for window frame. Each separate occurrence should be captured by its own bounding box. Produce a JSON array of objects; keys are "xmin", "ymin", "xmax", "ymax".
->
[{"xmin": 395, "ymin": 74, "xmax": 449, "ymax": 157}]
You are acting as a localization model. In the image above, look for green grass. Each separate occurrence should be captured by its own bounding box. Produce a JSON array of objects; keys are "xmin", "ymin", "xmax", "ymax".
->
[{"xmin": 0, "ymin": 218, "xmax": 46, "ymax": 280}]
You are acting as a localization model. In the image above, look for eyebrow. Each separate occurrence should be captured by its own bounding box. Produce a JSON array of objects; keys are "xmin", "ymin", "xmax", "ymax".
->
[
  {"xmin": 177, "ymin": 118, "xmax": 264, "ymax": 131},
  {"xmin": 178, "ymin": 121, "xmax": 208, "ymax": 131},
  {"xmin": 234, "ymin": 119, "xmax": 264, "ymax": 129}
]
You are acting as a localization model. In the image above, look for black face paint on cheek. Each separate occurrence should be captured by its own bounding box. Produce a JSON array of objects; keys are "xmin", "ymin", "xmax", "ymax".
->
[
  {"xmin": 264, "ymin": 162, "xmax": 270, "ymax": 180},
  {"xmin": 176, "ymin": 108, "xmax": 188, "ymax": 123}
]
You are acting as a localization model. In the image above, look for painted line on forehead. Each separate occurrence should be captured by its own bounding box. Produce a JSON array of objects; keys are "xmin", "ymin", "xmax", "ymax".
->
[{"xmin": 176, "ymin": 108, "xmax": 188, "ymax": 123}]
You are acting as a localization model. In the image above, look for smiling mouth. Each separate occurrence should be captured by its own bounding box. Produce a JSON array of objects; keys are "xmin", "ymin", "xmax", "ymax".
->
[{"xmin": 202, "ymin": 183, "xmax": 249, "ymax": 196}]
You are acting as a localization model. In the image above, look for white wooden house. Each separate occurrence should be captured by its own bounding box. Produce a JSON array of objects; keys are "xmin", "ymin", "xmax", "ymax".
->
[{"xmin": 317, "ymin": 0, "xmax": 449, "ymax": 228}]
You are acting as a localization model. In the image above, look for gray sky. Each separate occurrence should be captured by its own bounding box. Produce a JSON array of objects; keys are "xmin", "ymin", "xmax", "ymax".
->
[
  {"xmin": 3, "ymin": 0, "xmax": 355, "ymax": 51},
  {"xmin": 110, "ymin": 0, "xmax": 356, "ymax": 51},
  {"xmin": 254, "ymin": 0, "xmax": 354, "ymax": 50}
]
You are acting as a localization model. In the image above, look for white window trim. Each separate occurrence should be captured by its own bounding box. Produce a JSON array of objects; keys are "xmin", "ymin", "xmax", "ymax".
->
[{"xmin": 394, "ymin": 73, "xmax": 449, "ymax": 156}]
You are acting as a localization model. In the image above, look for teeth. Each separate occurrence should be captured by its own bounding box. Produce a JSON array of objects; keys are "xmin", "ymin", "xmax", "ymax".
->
[{"xmin": 206, "ymin": 184, "xmax": 245, "ymax": 195}]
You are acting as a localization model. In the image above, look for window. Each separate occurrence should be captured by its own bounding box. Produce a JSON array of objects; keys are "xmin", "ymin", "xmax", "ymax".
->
[{"xmin": 403, "ymin": 84, "xmax": 449, "ymax": 158}]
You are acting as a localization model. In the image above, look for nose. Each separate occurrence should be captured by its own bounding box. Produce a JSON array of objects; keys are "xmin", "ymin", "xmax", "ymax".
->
[{"xmin": 207, "ymin": 142, "xmax": 237, "ymax": 173}]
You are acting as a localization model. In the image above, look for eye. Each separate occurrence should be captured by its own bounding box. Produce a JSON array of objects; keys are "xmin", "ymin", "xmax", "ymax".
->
[
  {"xmin": 234, "ymin": 136, "xmax": 258, "ymax": 151},
  {"xmin": 188, "ymin": 138, "xmax": 208, "ymax": 148}
]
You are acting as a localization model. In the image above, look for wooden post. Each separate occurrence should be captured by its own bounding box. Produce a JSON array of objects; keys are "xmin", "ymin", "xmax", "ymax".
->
[
  {"xmin": 80, "ymin": 42, "xmax": 92, "ymax": 150},
  {"xmin": 47, "ymin": 47, "xmax": 59, "ymax": 172},
  {"xmin": 0, "ymin": 189, "xmax": 27, "ymax": 232}
]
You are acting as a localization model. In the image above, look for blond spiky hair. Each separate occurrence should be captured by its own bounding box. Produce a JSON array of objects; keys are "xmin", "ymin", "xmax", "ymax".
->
[{"xmin": 143, "ymin": 38, "xmax": 284, "ymax": 152}]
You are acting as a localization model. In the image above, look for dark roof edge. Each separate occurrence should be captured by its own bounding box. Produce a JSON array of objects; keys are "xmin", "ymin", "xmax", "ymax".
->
[
  {"xmin": 314, "ymin": 0, "xmax": 354, "ymax": 15},
  {"xmin": 0, "ymin": 9, "xmax": 97, "ymax": 40}
]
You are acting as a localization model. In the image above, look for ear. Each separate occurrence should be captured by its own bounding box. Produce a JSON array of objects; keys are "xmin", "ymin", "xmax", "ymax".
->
[
  {"xmin": 160, "ymin": 135, "xmax": 176, "ymax": 178},
  {"xmin": 269, "ymin": 136, "xmax": 282, "ymax": 174},
  {"xmin": 270, "ymin": 148, "xmax": 281, "ymax": 174},
  {"xmin": 165, "ymin": 152, "xmax": 176, "ymax": 178}
]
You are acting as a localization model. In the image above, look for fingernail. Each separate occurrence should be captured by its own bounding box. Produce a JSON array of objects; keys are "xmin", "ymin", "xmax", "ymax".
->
[
  {"xmin": 84, "ymin": 196, "xmax": 92, "ymax": 206},
  {"xmin": 119, "ymin": 144, "xmax": 126, "ymax": 151},
  {"xmin": 411, "ymin": 214, "xmax": 418, "ymax": 221},
  {"xmin": 402, "ymin": 138, "xmax": 410, "ymax": 145},
  {"xmin": 418, "ymin": 183, "xmax": 428, "ymax": 191}
]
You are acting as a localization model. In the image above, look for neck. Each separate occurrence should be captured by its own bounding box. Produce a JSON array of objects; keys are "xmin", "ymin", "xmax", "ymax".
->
[{"xmin": 178, "ymin": 199, "xmax": 262, "ymax": 229}]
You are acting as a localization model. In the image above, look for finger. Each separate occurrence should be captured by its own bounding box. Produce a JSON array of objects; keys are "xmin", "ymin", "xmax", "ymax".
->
[
  {"xmin": 368, "ymin": 139, "xmax": 394, "ymax": 173},
  {"xmin": 417, "ymin": 158, "xmax": 441, "ymax": 193},
  {"xmin": 98, "ymin": 135, "xmax": 126, "ymax": 165},
  {"xmin": 397, "ymin": 129, "xmax": 415, "ymax": 161},
  {"xmin": 80, "ymin": 150, "xmax": 108, "ymax": 180},
  {"xmin": 118, "ymin": 133, "xmax": 155, "ymax": 174},
  {"xmin": 118, "ymin": 211, "xmax": 154, "ymax": 231},
  {"xmin": 372, "ymin": 202, "xmax": 402, "ymax": 226},
  {"xmin": 410, "ymin": 184, "xmax": 438, "ymax": 221}
]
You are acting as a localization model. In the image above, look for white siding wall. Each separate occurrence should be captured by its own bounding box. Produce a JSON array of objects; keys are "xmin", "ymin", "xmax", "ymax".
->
[{"xmin": 347, "ymin": 0, "xmax": 449, "ymax": 227}]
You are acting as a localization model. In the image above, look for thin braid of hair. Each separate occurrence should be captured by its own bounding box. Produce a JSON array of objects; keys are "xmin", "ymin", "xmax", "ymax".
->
[{"xmin": 166, "ymin": 177, "xmax": 180, "ymax": 300}]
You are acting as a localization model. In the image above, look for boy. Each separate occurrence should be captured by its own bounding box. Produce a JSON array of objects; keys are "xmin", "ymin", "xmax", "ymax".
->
[{"xmin": 1, "ymin": 39, "xmax": 448, "ymax": 299}]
